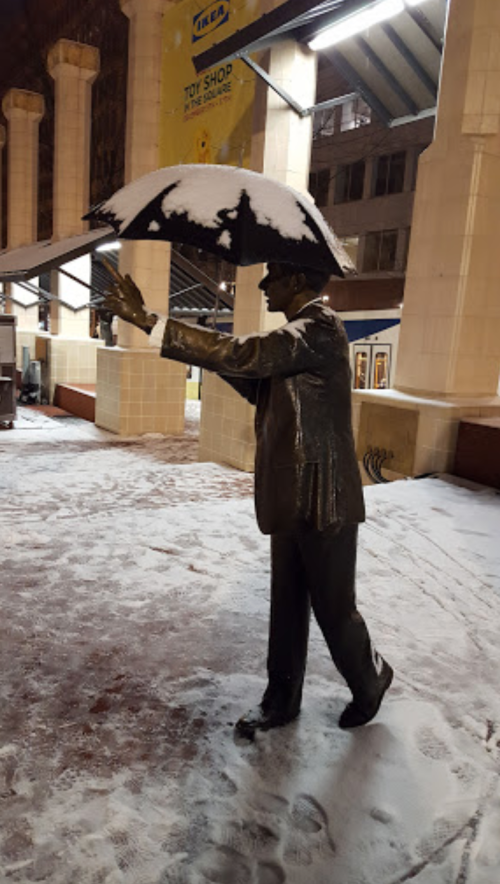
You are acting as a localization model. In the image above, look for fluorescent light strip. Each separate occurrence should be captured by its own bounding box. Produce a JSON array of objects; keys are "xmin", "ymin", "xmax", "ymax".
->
[
  {"xmin": 309, "ymin": 0, "xmax": 431, "ymax": 51},
  {"xmin": 96, "ymin": 241, "xmax": 122, "ymax": 253}
]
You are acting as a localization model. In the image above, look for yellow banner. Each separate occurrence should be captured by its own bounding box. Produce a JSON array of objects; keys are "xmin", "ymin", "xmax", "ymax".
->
[{"xmin": 160, "ymin": 0, "xmax": 259, "ymax": 168}]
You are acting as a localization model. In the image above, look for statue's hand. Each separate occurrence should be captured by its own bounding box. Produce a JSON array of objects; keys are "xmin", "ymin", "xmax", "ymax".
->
[{"xmin": 100, "ymin": 255, "xmax": 157, "ymax": 334}]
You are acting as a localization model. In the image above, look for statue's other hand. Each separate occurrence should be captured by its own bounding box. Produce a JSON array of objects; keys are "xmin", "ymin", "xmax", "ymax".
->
[{"xmin": 100, "ymin": 256, "xmax": 157, "ymax": 334}]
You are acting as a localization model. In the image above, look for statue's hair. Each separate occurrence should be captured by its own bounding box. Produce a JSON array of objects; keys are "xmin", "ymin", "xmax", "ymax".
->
[{"xmin": 281, "ymin": 264, "xmax": 331, "ymax": 294}]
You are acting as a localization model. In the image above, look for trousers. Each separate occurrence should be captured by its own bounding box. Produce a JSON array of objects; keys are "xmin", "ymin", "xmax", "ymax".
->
[{"xmin": 264, "ymin": 523, "xmax": 381, "ymax": 713}]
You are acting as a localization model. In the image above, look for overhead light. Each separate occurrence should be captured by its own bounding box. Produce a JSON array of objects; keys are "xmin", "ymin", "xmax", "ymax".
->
[
  {"xmin": 219, "ymin": 281, "xmax": 227, "ymax": 290},
  {"xmin": 96, "ymin": 241, "xmax": 122, "ymax": 253},
  {"xmin": 308, "ymin": 0, "xmax": 430, "ymax": 51}
]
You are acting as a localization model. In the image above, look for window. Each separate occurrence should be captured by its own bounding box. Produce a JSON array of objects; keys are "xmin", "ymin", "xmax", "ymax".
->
[
  {"xmin": 373, "ymin": 151, "xmax": 406, "ymax": 197},
  {"xmin": 313, "ymin": 109, "xmax": 335, "ymax": 139},
  {"xmin": 340, "ymin": 236, "xmax": 360, "ymax": 269},
  {"xmin": 354, "ymin": 352, "xmax": 368, "ymax": 389},
  {"xmin": 335, "ymin": 160, "xmax": 365, "ymax": 204},
  {"xmin": 309, "ymin": 168, "xmax": 330, "ymax": 207},
  {"xmin": 340, "ymin": 97, "xmax": 371, "ymax": 132},
  {"xmin": 373, "ymin": 352, "xmax": 389, "ymax": 389},
  {"xmin": 363, "ymin": 229, "xmax": 399, "ymax": 272}
]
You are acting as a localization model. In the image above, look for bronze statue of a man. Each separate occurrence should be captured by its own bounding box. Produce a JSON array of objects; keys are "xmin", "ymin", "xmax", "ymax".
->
[{"xmin": 104, "ymin": 262, "xmax": 393, "ymax": 737}]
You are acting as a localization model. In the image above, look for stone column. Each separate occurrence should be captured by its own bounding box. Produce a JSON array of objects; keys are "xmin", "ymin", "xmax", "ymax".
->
[
  {"xmin": 95, "ymin": 0, "xmax": 186, "ymax": 436},
  {"xmin": 0, "ymin": 125, "xmax": 5, "ymax": 312},
  {"xmin": 396, "ymin": 0, "xmax": 500, "ymax": 398},
  {"xmin": 353, "ymin": 0, "xmax": 500, "ymax": 480},
  {"xmin": 0, "ymin": 124, "xmax": 5, "ymax": 251},
  {"xmin": 198, "ymin": 41, "xmax": 317, "ymax": 469},
  {"xmin": 118, "ymin": 0, "xmax": 173, "ymax": 350},
  {"xmin": 2, "ymin": 89, "xmax": 44, "ymax": 331},
  {"xmin": 47, "ymin": 39, "xmax": 100, "ymax": 337}
]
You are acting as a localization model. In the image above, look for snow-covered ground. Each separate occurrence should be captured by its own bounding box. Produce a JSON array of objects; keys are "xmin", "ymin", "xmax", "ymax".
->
[{"xmin": 1, "ymin": 406, "xmax": 499, "ymax": 884}]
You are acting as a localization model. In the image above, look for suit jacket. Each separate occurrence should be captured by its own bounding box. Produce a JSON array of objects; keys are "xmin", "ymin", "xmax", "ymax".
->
[{"xmin": 161, "ymin": 300, "xmax": 365, "ymax": 534}]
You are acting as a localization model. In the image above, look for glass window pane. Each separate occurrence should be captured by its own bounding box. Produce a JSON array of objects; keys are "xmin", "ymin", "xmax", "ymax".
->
[
  {"xmin": 349, "ymin": 161, "xmax": 365, "ymax": 200},
  {"xmin": 363, "ymin": 232, "xmax": 381, "ymax": 272},
  {"xmin": 340, "ymin": 236, "xmax": 359, "ymax": 268},
  {"xmin": 316, "ymin": 168, "xmax": 330, "ymax": 207},
  {"xmin": 355, "ymin": 352, "xmax": 368, "ymax": 389},
  {"xmin": 374, "ymin": 155, "xmax": 389, "ymax": 196},
  {"xmin": 374, "ymin": 352, "xmax": 389, "ymax": 389},
  {"xmin": 379, "ymin": 230, "xmax": 398, "ymax": 270},
  {"xmin": 387, "ymin": 151, "xmax": 406, "ymax": 194},
  {"xmin": 334, "ymin": 165, "xmax": 348, "ymax": 203},
  {"xmin": 340, "ymin": 99, "xmax": 356, "ymax": 132}
]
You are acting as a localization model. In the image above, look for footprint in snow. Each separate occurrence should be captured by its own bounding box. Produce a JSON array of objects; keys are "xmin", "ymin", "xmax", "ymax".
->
[
  {"xmin": 198, "ymin": 790, "xmax": 334, "ymax": 880},
  {"xmin": 196, "ymin": 844, "xmax": 285, "ymax": 884},
  {"xmin": 284, "ymin": 793, "xmax": 336, "ymax": 865},
  {"xmin": 415, "ymin": 726, "xmax": 451, "ymax": 761}
]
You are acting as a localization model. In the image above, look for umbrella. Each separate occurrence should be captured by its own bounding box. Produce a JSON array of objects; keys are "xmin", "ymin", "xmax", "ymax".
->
[{"xmin": 84, "ymin": 164, "xmax": 354, "ymax": 277}]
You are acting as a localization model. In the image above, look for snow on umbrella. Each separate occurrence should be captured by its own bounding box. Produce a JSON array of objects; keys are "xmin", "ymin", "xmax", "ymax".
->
[{"xmin": 84, "ymin": 164, "xmax": 354, "ymax": 277}]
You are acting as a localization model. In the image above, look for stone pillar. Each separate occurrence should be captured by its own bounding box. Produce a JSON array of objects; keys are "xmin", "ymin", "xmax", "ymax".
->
[
  {"xmin": 396, "ymin": 0, "xmax": 500, "ymax": 398},
  {"xmin": 2, "ymin": 89, "xmax": 44, "ymax": 331},
  {"xmin": 47, "ymin": 40, "xmax": 100, "ymax": 337},
  {"xmin": 0, "ymin": 125, "xmax": 5, "ymax": 310},
  {"xmin": 0, "ymin": 124, "xmax": 5, "ymax": 250},
  {"xmin": 118, "ymin": 0, "xmax": 173, "ymax": 350},
  {"xmin": 95, "ymin": 0, "xmax": 186, "ymax": 436},
  {"xmin": 353, "ymin": 0, "xmax": 500, "ymax": 480},
  {"xmin": 198, "ymin": 41, "xmax": 317, "ymax": 469}
]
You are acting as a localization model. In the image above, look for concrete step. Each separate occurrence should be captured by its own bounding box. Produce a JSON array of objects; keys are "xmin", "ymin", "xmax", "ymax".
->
[
  {"xmin": 453, "ymin": 418, "xmax": 500, "ymax": 490},
  {"xmin": 53, "ymin": 384, "xmax": 96, "ymax": 422}
]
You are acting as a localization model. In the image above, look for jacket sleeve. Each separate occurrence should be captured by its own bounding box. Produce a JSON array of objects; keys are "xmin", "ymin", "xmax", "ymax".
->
[{"xmin": 160, "ymin": 316, "xmax": 330, "ymax": 380}]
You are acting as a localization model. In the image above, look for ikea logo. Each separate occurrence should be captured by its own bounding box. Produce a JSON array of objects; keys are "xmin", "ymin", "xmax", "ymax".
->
[{"xmin": 192, "ymin": 1, "xmax": 229, "ymax": 43}]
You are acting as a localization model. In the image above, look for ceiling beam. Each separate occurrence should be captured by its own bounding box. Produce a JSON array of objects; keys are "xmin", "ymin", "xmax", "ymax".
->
[
  {"xmin": 381, "ymin": 22, "xmax": 438, "ymax": 99},
  {"xmin": 405, "ymin": 6, "xmax": 443, "ymax": 54},
  {"xmin": 356, "ymin": 35, "xmax": 419, "ymax": 116}
]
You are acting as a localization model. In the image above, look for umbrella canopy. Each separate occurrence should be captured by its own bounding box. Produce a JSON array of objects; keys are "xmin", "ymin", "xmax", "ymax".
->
[{"xmin": 84, "ymin": 165, "xmax": 354, "ymax": 277}]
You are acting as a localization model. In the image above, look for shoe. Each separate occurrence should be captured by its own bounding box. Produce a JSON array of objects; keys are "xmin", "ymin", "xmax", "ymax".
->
[
  {"xmin": 339, "ymin": 661, "xmax": 394, "ymax": 729},
  {"xmin": 235, "ymin": 704, "xmax": 300, "ymax": 739}
]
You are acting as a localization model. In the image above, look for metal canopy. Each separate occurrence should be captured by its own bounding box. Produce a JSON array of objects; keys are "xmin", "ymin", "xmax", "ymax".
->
[
  {"xmin": 192, "ymin": 0, "xmax": 447, "ymax": 127},
  {"xmin": 0, "ymin": 228, "xmax": 116, "ymax": 283},
  {"xmin": 0, "ymin": 231, "xmax": 232, "ymax": 321}
]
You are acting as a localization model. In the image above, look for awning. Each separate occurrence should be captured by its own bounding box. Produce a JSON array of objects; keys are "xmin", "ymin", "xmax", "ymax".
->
[
  {"xmin": 193, "ymin": 0, "xmax": 447, "ymax": 127},
  {"xmin": 0, "ymin": 228, "xmax": 232, "ymax": 320},
  {"xmin": 343, "ymin": 317, "xmax": 400, "ymax": 341},
  {"xmin": 0, "ymin": 227, "xmax": 116, "ymax": 283}
]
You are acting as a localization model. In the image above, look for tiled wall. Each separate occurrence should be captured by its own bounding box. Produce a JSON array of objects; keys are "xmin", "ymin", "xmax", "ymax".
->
[
  {"xmin": 96, "ymin": 347, "xmax": 186, "ymax": 436},
  {"xmin": 48, "ymin": 336, "xmax": 102, "ymax": 400},
  {"xmin": 198, "ymin": 372, "xmax": 256, "ymax": 472}
]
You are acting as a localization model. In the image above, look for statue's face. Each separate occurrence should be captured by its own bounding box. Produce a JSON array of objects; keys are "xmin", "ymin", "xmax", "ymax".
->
[{"xmin": 259, "ymin": 263, "xmax": 296, "ymax": 314}]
